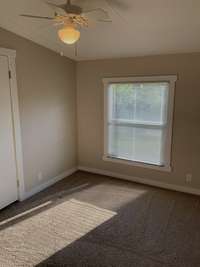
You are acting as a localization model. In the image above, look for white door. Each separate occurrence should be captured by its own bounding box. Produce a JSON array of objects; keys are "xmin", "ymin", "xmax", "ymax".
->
[{"xmin": 0, "ymin": 55, "xmax": 18, "ymax": 210}]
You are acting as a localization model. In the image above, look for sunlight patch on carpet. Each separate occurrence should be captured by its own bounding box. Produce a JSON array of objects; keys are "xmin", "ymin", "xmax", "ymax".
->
[{"xmin": 0, "ymin": 199, "xmax": 116, "ymax": 267}]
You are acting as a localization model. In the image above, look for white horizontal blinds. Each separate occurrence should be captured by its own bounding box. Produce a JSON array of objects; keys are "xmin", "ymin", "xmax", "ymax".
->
[{"xmin": 108, "ymin": 82, "xmax": 169, "ymax": 166}]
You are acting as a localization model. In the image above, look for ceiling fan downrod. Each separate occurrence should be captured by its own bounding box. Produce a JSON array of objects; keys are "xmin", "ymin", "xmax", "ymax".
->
[{"xmin": 64, "ymin": 0, "xmax": 82, "ymax": 15}]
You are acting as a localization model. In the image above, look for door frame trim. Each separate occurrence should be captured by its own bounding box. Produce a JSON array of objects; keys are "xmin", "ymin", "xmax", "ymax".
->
[{"xmin": 0, "ymin": 48, "xmax": 25, "ymax": 201}]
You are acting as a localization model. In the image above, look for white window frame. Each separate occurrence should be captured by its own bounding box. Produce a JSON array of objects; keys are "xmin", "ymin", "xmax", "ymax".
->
[{"xmin": 103, "ymin": 75, "xmax": 177, "ymax": 172}]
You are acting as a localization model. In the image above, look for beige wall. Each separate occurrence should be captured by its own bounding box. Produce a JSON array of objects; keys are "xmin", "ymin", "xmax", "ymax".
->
[
  {"xmin": 77, "ymin": 54, "xmax": 200, "ymax": 189},
  {"xmin": 0, "ymin": 27, "xmax": 77, "ymax": 192},
  {"xmin": 1, "ymin": 25, "xmax": 200, "ymax": 194}
]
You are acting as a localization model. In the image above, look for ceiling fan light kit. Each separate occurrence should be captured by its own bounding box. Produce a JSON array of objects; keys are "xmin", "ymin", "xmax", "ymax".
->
[{"xmin": 58, "ymin": 24, "xmax": 80, "ymax": 44}]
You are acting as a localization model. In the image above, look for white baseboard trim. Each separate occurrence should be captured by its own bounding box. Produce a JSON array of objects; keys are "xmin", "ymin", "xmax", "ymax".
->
[
  {"xmin": 78, "ymin": 166, "xmax": 200, "ymax": 196},
  {"xmin": 21, "ymin": 167, "xmax": 78, "ymax": 201}
]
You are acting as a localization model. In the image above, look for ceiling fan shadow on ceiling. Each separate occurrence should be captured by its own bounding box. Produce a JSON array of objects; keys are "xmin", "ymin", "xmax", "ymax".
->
[{"xmin": 20, "ymin": 0, "xmax": 128, "ymax": 46}]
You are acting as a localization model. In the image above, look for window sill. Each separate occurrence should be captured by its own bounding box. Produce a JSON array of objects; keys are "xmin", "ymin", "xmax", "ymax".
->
[{"xmin": 103, "ymin": 155, "xmax": 172, "ymax": 172}]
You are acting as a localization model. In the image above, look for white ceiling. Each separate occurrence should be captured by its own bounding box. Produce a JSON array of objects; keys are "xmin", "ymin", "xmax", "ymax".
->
[{"xmin": 1, "ymin": 0, "xmax": 200, "ymax": 61}]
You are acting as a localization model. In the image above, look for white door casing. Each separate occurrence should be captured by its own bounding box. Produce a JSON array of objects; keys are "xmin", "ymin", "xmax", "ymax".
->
[
  {"xmin": 0, "ymin": 55, "xmax": 18, "ymax": 209},
  {"xmin": 0, "ymin": 48, "xmax": 25, "ymax": 207}
]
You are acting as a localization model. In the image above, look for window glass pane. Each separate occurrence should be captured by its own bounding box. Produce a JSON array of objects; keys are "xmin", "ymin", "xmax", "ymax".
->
[
  {"xmin": 110, "ymin": 82, "xmax": 169, "ymax": 124},
  {"xmin": 108, "ymin": 125, "xmax": 164, "ymax": 165}
]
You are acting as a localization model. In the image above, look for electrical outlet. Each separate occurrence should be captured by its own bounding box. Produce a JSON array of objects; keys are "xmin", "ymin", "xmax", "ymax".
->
[
  {"xmin": 186, "ymin": 174, "xmax": 192, "ymax": 183},
  {"xmin": 38, "ymin": 172, "xmax": 43, "ymax": 182}
]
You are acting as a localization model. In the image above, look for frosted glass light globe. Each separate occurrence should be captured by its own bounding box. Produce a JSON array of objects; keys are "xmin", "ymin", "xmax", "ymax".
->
[{"xmin": 58, "ymin": 26, "xmax": 80, "ymax": 45}]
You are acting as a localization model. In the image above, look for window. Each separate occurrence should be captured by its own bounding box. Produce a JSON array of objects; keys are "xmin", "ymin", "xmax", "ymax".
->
[{"xmin": 103, "ymin": 76, "xmax": 177, "ymax": 171}]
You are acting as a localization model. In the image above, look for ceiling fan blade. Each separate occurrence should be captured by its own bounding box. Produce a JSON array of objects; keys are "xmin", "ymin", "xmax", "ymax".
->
[
  {"xmin": 20, "ymin": 14, "xmax": 54, "ymax": 20},
  {"xmin": 105, "ymin": 0, "xmax": 129, "ymax": 10},
  {"xmin": 46, "ymin": 2, "xmax": 66, "ymax": 9},
  {"xmin": 98, "ymin": 19, "xmax": 112, "ymax": 23},
  {"xmin": 73, "ymin": 0, "xmax": 129, "ymax": 10},
  {"xmin": 83, "ymin": 8, "xmax": 111, "ymax": 21}
]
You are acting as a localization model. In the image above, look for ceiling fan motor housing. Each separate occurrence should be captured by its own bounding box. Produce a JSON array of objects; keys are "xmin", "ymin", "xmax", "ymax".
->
[{"xmin": 65, "ymin": 2, "xmax": 82, "ymax": 15}]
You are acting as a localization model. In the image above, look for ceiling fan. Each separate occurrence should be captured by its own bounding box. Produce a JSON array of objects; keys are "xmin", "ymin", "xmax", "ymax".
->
[{"xmin": 21, "ymin": 0, "xmax": 128, "ymax": 45}]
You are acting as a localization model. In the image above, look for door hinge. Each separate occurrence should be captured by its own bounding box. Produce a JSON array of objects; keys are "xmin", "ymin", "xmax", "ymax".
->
[
  {"xmin": 8, "ymin": 70, "xmax": 11, "ymax": 79},
  {"xmin": 17, "ymin": 180, "xmax": 20, "ymax": 188}
]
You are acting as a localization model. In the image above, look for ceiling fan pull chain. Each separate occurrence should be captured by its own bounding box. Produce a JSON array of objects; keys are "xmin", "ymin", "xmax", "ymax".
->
[{"xmin": 75, "ymin": 42, "xmax": 78, "ymax": 57}]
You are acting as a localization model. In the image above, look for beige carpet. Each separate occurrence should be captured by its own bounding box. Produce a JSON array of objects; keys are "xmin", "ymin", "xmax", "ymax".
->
[{"xmin": 0, "ymin": 171, "xmax": 200, "ymax": 267}]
